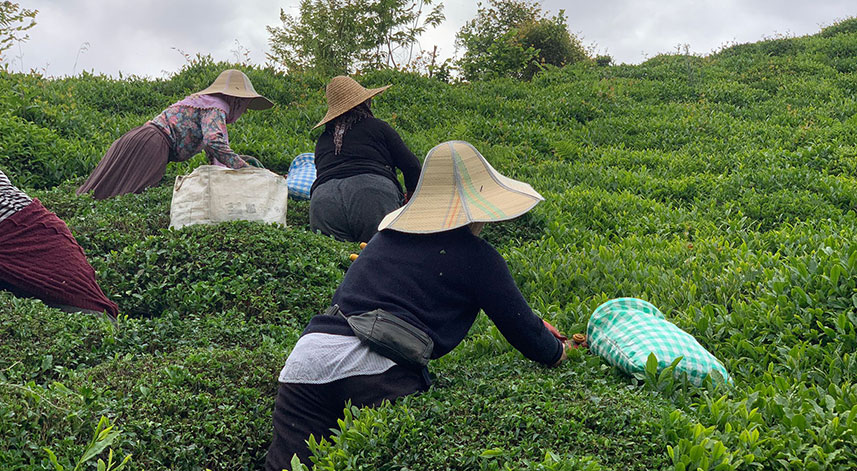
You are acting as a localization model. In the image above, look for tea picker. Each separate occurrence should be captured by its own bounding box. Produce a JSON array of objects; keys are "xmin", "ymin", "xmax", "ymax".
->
[
  {"xmin": 77, "ymin": 69, "xmax": 273, "ymax": 200},
  {"xmin": 265, "ymin": 141, "xmax": 574, "ymax": 469},
  {"xmin": 308, "ymin": 75, "xmax": 421, "ymax": 243}
]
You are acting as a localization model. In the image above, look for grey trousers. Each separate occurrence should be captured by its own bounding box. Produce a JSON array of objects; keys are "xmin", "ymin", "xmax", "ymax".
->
[{"xmin": 309, "ymin": 174, "xmax": 404, "ymax": 243}]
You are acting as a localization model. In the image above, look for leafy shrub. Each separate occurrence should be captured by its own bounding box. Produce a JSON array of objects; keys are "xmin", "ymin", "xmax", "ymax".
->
[
  {"xmin": 0, "ymin": 116, "xmax": 81, "ymax": 189},
  {"xmin": 455, "ymin": 0, "xmax": 587, "ymax": 81},
  {"xmin": 819, "ymin": 17, "xmax": 857, "ymax": 38},
  {"xmin": 0, "ymin": 292, "xmax": 301, "ymax": 384},
  {"xmin": 0, "ymin": 293, "xmax": 116, "ymax": 384},
  {"xmin": 517, "ymin": 10, "xmax": 588, "ymax": 79},
  {"xmin": 0, "ymin": 377, "xmax": 101, "ymax": 470},
  {"xmin": 68, "ymin": 345, "xmax": 284, "ymax": 471},
  {"xmin": 93, "ymin": 221, "xmax": 351, "ymax": 321},
  {"xmin": 0, "ymin": 291, "xmax": 306, "ymax": 471},
  {"xmin": 307, "ymin": 339, "xmax": 670, "ymax": 470},
  {"xmin": 44, "ymin": 416, "xmax": 132, "ymax": 471},
  {"xmin": 33, "ymin": 181, "xmax": 172, "ymax": 255}
]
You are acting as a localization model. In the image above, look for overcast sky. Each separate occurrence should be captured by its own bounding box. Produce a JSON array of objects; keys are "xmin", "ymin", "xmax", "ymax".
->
[{"xmin": 5, "ymin": 1, "xmax": 855, "ymax": 78}]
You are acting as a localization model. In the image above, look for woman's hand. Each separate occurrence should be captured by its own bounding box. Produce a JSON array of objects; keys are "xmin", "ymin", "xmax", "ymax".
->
[
  {"xmin": 543, "ymin": 319, "xmax": 568, "ymax": 342},
  {"xmin": 552, "ymin": 339, "xmax": 573, "ymax": 367},
  {"xmin": 544, "ymin": 319, "xmax": 570, "ymax": 367}
]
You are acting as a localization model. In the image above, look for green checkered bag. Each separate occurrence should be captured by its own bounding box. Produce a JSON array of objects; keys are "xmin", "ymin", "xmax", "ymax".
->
[{"xmin": 586, "ymin": 298, "xmax": 730, "ymax": 386}]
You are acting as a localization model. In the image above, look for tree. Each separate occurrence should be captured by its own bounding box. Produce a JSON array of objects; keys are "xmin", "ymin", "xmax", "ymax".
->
[
  {"xmin": 266, "ymin": 0, "xmax": 444, "ymax": 75},
  {"xmin": 0, "ymin": 1, "xmax": 37, "ymax": 61},
  {"xmin": 455, "ymin": 0, "xmax": 586, "ymax": 81},
  {"xmin": 517, "ymin": 10, "xmax": 587, "ymax": 79}
]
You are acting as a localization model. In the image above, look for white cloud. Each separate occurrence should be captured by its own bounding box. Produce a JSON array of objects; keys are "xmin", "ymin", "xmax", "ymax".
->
[{"xmin": 6, "ymin": 0, "xmax": 855, "ymax": 76}]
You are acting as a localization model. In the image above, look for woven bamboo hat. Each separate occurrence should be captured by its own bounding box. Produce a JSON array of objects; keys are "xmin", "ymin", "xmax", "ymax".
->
[
  {"xmin": 196, "ymin": 69, "xmax": 273, "ymax": 110},
  {"xmin": 378, "ymin": 141, "xmax": 544, "ymax": 234},
  {"xmin": 313, "ymin": 75, "xmax": 391, "ymax": 129}
]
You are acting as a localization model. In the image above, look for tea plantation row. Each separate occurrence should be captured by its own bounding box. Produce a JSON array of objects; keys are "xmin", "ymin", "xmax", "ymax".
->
[{"xmin": 2, "ymin": 18, "xmax": 857, "ymax": 471}]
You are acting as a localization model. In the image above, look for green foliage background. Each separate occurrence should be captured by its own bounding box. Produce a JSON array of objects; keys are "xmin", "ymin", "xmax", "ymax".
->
[
  {"xmin": 3, "ymin": 17, "xmax": 857, "ymax": 471},
  {"xmin": 267, "ymin": 0, "xmax": 444, "ymax": 75},
  {"xmin": 455, "ymin": 0, "xmax": 588, "ymax": 81}
]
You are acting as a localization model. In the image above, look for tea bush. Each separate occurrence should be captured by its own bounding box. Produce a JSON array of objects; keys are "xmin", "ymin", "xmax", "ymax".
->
[
  {"xmin": 32, "ymin": 181, "xmax": 172, "ymax": 255},
  {"xmin": 0, "ymin": 115, "xmax": 81, "ymax": 188},
  {"xmin": 3, "ymin": 16, "xmax": 857, "ymax": 471},
  {"xmin": 67, "ymin": 345, "xmax": 284, "ymax": 470},
  {"xmin": 93, "ymin": 221, "xmax": 351, "ymax": 322},
  {"xmin": 307, "ymin": 339, "xmax": 672, "ymax": 470}
]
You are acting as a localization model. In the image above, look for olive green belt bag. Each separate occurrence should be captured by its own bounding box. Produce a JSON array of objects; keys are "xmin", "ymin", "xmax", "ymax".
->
[{"xmin": 327, "ymin": 304, "xmax": 434, "ymax": 367}]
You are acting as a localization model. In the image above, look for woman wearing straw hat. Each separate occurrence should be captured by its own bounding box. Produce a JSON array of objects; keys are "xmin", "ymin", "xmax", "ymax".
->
[
  {"xmin": 309, "ymin": 75, "xmax": 421, "ymax": 243},
  {"xmin": 265, "ymin": 141, "xmax": 572, "ymax": 469},
  {"xmin": 77, "ymin": 69, "xmax": 273, "ymax": 200}
]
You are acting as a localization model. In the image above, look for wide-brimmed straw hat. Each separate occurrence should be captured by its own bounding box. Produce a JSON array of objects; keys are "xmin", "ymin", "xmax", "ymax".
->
[
  {"xmin": 377, "ymin": 141, "xmax": 544, "ymax": 234},
  {"xmin": 196, "ymin": 69, "xmax": 273, "ymax": 110},
  {"xmin": 313, "ymin": 75, "xmax": 391, "ymax": 129}
]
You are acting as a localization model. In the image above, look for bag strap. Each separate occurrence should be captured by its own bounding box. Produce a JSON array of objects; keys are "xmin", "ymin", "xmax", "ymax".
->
[{"xmin": 325, "ymin": 304, "xmax": 345, "ymax": 318}]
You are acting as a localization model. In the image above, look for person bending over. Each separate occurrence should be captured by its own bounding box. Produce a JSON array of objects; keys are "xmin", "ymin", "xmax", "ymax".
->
[
  {"xmin": 0, "ymin": 169, "xmax": 118, "ymax": 318},
  {"xmin": 77, "ymin": 69, "xmax": 272, "ymax": 200},
  {"xmin": 309, "ymin": 75, "xmax": 421, "ymax": 243},
  {"xmin": 265, "ymin": 141, "xmax": 571, "ymax": 469}
]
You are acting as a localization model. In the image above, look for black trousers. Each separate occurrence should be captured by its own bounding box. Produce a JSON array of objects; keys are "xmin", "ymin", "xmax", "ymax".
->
[{"xmin": 264, "ymin": 365, "xmax": 426, "ymax": 471}]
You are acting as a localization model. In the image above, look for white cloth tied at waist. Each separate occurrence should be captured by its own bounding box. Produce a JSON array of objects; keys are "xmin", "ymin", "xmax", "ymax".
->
[{"xmin": 278, "ymin": 332, "xmax": 396, "ymax": 384}]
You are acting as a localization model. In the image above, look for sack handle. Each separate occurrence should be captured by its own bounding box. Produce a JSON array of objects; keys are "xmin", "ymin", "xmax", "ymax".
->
[{"xmin": 174, "ymin": 175, "xmax": 186, "ymax": 192}]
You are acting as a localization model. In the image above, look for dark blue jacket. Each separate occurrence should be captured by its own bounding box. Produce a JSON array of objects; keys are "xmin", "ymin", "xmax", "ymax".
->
[{"xmin": 303, "ymin": 227, "xmax": 563, "ymax": 366}]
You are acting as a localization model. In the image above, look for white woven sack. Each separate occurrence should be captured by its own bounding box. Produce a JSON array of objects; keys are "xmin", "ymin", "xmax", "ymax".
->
[{"xmin": 169, "ymin": 165, "xmax": 288, "ymax": 229}]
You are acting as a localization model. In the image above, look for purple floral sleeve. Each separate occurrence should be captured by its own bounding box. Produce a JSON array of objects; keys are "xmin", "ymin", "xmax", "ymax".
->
[{"xmin": 200, "ymin": 108, "xmax": 247, "ymax": 168}]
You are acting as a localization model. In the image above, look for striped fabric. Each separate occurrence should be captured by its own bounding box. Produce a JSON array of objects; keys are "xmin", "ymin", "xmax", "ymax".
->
[
  {"xmin": 0, "ymin": 170, "xmax": 33, "ymax": 224},
  {"xmin": 586, "ymin": 298, "xmax": 730, "ymax": 386},
  {"xmin": 278, "ymin": 332, "xmax": 396, "ymax": 384},
  {"xmin": 378, "ymin": 141, "xmax": 543, "ymax": 234}
]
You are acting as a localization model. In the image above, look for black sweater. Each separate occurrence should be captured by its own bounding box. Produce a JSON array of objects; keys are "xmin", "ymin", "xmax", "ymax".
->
[
  {"xmin": 302, "ymin": 227, "xmax": 563, "ymax": 366},
  {"xmin": 311, "ymin": 117, "xmax": 422, "ymax": 195}
]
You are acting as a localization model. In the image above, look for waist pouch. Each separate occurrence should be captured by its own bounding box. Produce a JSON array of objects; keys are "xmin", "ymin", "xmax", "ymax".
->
[{"xmin": 327, "ymin": 305, "xmax": 434, "ymax": 367}]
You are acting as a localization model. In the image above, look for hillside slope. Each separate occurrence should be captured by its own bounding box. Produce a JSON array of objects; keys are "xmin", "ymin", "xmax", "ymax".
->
[{"xmin": 2, "ymin": 18, "xmax": 857, "ymax": 470}]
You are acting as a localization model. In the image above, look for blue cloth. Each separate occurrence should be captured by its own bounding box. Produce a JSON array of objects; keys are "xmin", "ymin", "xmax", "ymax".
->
[
  {"xmin": 302, "ymin": 227, "xmax": 563, "ymax": 366},
  {"xmin": 286, "ymin": 152, "xmax": 315, "ymax": 200}
]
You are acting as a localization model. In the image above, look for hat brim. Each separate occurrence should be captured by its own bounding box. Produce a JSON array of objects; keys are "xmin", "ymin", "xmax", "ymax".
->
[
  {"xmin": 247, "ymin": 96, "xmax": 274, "ymax": 110},
  {"xmin": 377, "ymin": 141, "xmax": 544, "ymax": 234},
  {"xmin": 312, "ymin": 84, "xmax": 390, "ymax": 129},
  {"xmin": 378, "ymin": 195, "xmax": 542, "ymax": 234},
  {"xmin": 197, "ymin": 88, "xmax": 273, "ymax": 110}
]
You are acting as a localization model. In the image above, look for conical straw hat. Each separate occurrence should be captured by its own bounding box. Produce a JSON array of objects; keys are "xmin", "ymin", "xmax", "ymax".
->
[
  {"xmin": 196, "ymin": 69, "xmax": 274, "ymax": 110},
  {"xmin": 313, "ymin": 76, "xmax": 391, "ymax": 129},
  {"xmin": 378, "ymin": 141, "xmax": 544, "ymax": 234}
]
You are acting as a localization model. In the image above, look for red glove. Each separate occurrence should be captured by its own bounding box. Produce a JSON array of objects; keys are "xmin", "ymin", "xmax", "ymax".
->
[{"xmin": 543, "ymin": 319, "xmax": 568, "ymax": 342}]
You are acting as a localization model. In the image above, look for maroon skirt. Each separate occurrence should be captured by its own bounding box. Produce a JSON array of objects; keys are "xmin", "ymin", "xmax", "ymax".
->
[
  {"xmin": 0, "ymin": 199, "xmax": 119, "ymax": 318},
  {"xmin": 77, "ymin": 123, "xmax": 171, "ymax": 200}
]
